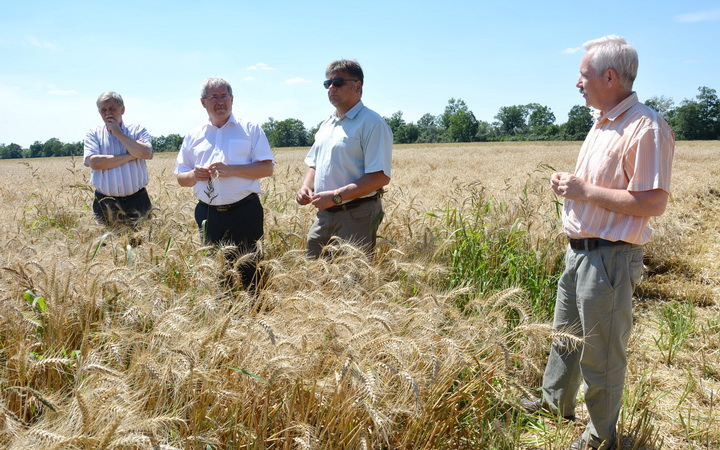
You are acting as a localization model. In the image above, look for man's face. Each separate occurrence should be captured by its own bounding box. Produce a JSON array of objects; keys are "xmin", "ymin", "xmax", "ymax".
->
[
  {"xmin": 576, "ymin": 52, "xmax": 605, "ymax": 110},
  {"xmin": 201, "ymin": 85, "xmax": 233, "ymax": 126},
  {"xmin": 98, "ymin": 100, "xmax": 124, "ymax": 125},
  {"xmin": 326, "ymin": 71, "xmax": 361, "ymax": 113}
]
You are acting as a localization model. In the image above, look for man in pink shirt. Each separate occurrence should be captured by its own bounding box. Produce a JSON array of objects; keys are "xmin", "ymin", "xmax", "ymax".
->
[{"xmin": 522, "ymin": 36, "xmax": 674, "ymax": 450}]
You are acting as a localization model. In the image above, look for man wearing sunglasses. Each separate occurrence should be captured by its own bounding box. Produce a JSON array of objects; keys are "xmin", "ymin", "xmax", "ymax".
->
[
  {"xmin": 296, "ymin": 59, "xmax": 393, "ymax": 259},
  {"xmin": 175, "ymin": 77, "xmax": 275, "ymax": 291}
]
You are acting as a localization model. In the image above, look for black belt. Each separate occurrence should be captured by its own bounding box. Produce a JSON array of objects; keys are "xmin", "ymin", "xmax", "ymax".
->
[
  {"xmin": 326, "ymin": 192, "xmax": 380, "ymax": 213},
  {"xmin": 199, "ymin": 193, "xmax": 257, "ymax": 212},
  {"xmin": 569, "ymin": 237, "xmax": 629, "ymax": 251}
]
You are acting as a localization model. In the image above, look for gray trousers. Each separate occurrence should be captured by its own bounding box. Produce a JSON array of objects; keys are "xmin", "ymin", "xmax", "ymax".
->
[
  {"xmin": 542, "ymin": 242, "xmax": 644, "ymax": 448},
  {"xmin": 307, "ymin": 199, "xmax": 383, "ymax": 259}
]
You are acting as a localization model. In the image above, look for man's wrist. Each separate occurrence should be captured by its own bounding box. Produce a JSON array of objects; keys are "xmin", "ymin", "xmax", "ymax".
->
[{"xmin": 332, "ymin": 190, "xmax": 343, "ymax": 205}]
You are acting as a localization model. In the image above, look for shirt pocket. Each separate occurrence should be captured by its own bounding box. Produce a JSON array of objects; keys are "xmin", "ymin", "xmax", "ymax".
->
[
  {"xmin": 333, "ymin": 135, "xmax": 363, "ymax": 160},
  {"xmin": 227, "ymin": 138, "xmax": 252, "ymax": 164}
]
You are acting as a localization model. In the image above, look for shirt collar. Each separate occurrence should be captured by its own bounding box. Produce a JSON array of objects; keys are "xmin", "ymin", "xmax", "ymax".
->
[
  {"xmin": 594, "ymin": 92, "xmax": 639, "ymax": 122},
  {"xmin": 208, "ymin": 113, "xmax": 238, "ymax": 129},
  {"xmin": 334, "ymin": 100, "xmax": 364, "ymax": 120}
]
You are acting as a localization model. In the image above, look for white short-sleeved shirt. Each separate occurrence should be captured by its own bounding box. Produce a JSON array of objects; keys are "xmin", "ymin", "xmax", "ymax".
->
[
  {"xmin": 304, "ymin": 101, "xmax": 393, "ymax": 199},
  {"xmin": 175, "ymin": 114, "xmax": 274, "ymax": 205},
  {"xmin": 83, "ymin": 123, "xmax": 152, "ymax": 197}
]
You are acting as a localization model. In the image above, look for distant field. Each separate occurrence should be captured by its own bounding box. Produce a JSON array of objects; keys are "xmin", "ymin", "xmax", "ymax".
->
[{"xmin": 0, "ymin": 141, "xmax": 718, "ymax": 449}]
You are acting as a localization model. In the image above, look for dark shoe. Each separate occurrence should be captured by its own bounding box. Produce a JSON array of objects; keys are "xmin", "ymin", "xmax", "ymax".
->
[
  {"xmin": 520, "ymin": 397, "xmax": 576, "ymax": 421},
  {"xmin": 567, "ymin": 438, "xmax": 616, "ymax": 450}
]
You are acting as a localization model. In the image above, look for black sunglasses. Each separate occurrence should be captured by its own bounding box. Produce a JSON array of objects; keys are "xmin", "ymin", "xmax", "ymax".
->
[{"xmin": 323, "ymin": 77, "xmax": 359, "ymax": 89}]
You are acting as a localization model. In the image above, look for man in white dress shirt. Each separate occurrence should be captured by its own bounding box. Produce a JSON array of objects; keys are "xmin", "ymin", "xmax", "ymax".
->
[{"xmin": 176, "ymin": 77, "xmax": 274, "ymax": 291}]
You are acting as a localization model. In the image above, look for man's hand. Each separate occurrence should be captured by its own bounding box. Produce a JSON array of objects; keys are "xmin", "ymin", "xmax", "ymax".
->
[
  {"xmin": 106, "ymin": 118, "xmax": 123, "ymax": 137},
  {"xmin": 207, "ymin": 161, "xmax": 232, "ymax": 178},
  {"xmin": 310, "ymin": 190, "xmax": 336, "ymax": 210},
  {"xmin": 193, "ymin": 165, "xmax": 214, "ymax": 182},
  {"xmin": 551, "ymin": 171, "xmax": 669, "ymax": 216},
  {"xmin": 551, "ymin": 172, "xmax": 585, "ymax": 199},
  {"xmin": 104, "ymin": 117, "xmax": 153, "ymax": 160},
  {"xmin": 296, "ymin": 185, "xmax": 314, "ymax": 205}
]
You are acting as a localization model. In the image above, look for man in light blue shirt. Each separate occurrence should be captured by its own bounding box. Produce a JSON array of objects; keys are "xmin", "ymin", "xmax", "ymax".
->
[
  {"xmin": 84, "ymin": 91, "xmax": 153, "ymax": 228},
  {"xmin": 296, "ymin": 60, "xmax": 393, "ymax": 258}
]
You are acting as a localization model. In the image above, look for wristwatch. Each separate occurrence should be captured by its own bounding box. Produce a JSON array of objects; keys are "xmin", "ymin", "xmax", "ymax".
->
[{"xmin": 332, "ymin": 192, "xmax": 342, "ymax": 205}]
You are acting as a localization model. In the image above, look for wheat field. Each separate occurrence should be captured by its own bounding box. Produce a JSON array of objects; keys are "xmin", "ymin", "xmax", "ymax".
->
[{"xmin": 0, "ymin": 141, "xmax": 718, "ymax": 449}]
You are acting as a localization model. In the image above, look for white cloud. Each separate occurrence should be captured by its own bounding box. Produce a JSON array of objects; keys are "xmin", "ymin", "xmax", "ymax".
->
[
  {"xmin": 285, "ymin": 77, "xmax": 311, "ymax": 84},
  {"xmin": 244, "ymin": 76, "xmax": 255, "ymax": 81},
  {"xmin": 28, "ymin": 36, "xmax": 58, "ymax": 50},
  {"xmin": 48, "ymin": 89, "xmax": 79, "ymax": 95},
  {"xmin": 562, "ymin": 47, "xmax": 582, "ymax": 54},
  {"xmin": 675, "ymin": 9, "xmax": 720, "ymax": 23},
  {"xmin": 247, "ymin": 62, "xmax": 276, "ymax": 71}
]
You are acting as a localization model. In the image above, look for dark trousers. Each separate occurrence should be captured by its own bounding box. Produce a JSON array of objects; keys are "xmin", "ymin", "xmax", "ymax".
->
[
  {"xmin": 93, "ymin": 188, "xmax": 152, "ymax": 228},
  {"xmin": 194, "ymin": 193, "xmax": 264, "ymax": 290}
]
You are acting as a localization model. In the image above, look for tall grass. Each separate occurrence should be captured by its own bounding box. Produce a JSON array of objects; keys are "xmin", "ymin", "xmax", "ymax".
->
[
  {"xmin": 435, "ymin": 168, "xmax": 565, "ymax": 318},
  {"xmin": 0, "ymin": 143, "xmax": 718, "ymax": 449}
]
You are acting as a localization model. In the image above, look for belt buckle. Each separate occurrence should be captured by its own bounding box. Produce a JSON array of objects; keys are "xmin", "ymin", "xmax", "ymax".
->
[
  {"xmin": 585, "ymin": 239, "xmax": 597, "ymax": 251},
  {"xmin": 580, "ymin": 239, "xmax": 598, "ymax": 251},
  {"xmin": 570, "ymin": 238, "xmax": 597, "ymax": 251},
  {"xmin": 215, "ymin": 206, "xmax": 229, "ymax": 212}
]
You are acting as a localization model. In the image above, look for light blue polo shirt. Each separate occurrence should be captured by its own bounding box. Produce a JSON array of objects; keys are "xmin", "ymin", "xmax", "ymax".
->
[{"xmin": 304, "ymin": 101, "xmax": 393, "ymax": 198}]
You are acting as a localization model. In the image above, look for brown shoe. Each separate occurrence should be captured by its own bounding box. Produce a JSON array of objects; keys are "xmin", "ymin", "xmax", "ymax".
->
[{"xmin": 520, "ymin": 397, "xmax": 576, "ymax": 421}]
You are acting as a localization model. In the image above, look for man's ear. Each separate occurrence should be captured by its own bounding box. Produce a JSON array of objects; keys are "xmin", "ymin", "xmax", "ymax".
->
[{"xmin": 606, "ymin": 68, "xmax": 618, "ymax": 86}]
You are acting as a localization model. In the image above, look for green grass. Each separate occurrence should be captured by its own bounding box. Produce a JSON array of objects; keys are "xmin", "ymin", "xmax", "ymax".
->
[{"xmin": 437, "ymin": 181, "xmax": 565, "ymax": 319}]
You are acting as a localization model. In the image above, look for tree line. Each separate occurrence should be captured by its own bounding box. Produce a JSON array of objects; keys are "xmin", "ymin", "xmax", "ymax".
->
[{"xmin": 1, "ymin": 85, "xmax": 717, "ymax": 159}]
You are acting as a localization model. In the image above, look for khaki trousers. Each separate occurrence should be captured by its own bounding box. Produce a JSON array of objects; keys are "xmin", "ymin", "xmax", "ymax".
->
[
  {"xmin": 307, "ymin": 199, "xmax": 383, "ymax": 259},
  {"xmin": 542, "ymin": 242, "xmax": 644, "ymax": 448}
]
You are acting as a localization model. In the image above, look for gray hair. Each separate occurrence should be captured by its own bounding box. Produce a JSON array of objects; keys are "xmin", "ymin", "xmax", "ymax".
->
[
  {"xmin": 325, "ymin": 59, "xmax": 364, "ymax": 83},
  {"xmin": 583, "ymin": 35, "xmax": 638, "ymax": 91},
  {"xmin": 201, "ymin": 76, "xmax": 233, "ymax": 98},
  {"xmin": 96, "ymin": 91, "xmax": 124, "ymax": 108}
]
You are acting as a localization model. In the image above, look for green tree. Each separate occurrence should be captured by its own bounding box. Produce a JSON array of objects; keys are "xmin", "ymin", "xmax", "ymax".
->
[
  {"xmin": 416, "ymin": 113, "xmax": 447, "ymax": 143},
  {"xmin": 384, "ymin": 111, "xmax": 405, "ymax": 134},
  {"xmin": 671, "ymin": 102, "xmax": 705, "ymax": 140},
  {"xmin": 307, "ymin": 121, "xmax": 322, "ymax": 147},
  {"xmin": 0, "ymin": 143, "xmax": 24, "ymax": 159},
  {"xmin": 562, "ymin": 105, "xmax": 593, "ymax": 140},
  {"xmin": 669, "ymin": 87, "xmax": 719, "ymax": 140},
  {"xmin": 263, "ymin": 118, "xmax": 308, "ymax": 148},
  {"xmin": 168, "ymin": 134, "xmax": 184, "ymax": 152},
  {"xmin": 475, "ymin": 120, "xmax": 496, "ymax": 142},
  {"xmin": 152, "ymin": 134, "xmax": 184, "ymax": 152},
  {"xmin": 60, "ymin": 142, "xmax": 83, "ymax": 157},
  {"xmin": 526, "ymin": 103, "xmax": 556, "ymax": 136},
  {"xmin": 261, "ymin": 118, "xmax": 277, "ymax": 140},
  {"xmin": 645, "ymin": 95, "xmax": 674, "ymax": 117},
  {"xmin": 29, "ymin": 141, "xmax": 44, "ymax": 158},
  {"xmin": 42, "ymin": 138, "xmax": 63, "ymax": 157},
  {"xmin": 495, "ymin": 105, "xmax": 528, "ymax": 135},
  {"xmin": 383, "ymin": 111, "xmax": 419, "ymax": 144},
  {"xmin": 395, "ymin": 122, "xmax": 419, "ymax": 144},
  {"xmin": 441, "ymin": 98, "xmax": 478, "ymax": 142}
]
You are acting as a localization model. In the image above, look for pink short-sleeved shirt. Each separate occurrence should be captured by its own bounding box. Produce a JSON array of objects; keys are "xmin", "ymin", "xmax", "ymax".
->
[{"xmin": 562, "ymin": 93, "xmax": 675, "ymax": 245}]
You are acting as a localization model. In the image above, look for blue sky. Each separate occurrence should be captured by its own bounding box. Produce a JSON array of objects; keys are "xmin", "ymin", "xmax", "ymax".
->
[{"xmin": 1, "ymin": 1, "xmax": 718, "ymax": 147}]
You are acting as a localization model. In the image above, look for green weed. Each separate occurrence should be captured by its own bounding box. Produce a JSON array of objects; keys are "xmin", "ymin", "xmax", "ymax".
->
[{"xmin": 653, "ymin": 301, "xmax": 697, "ymax": 365}]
